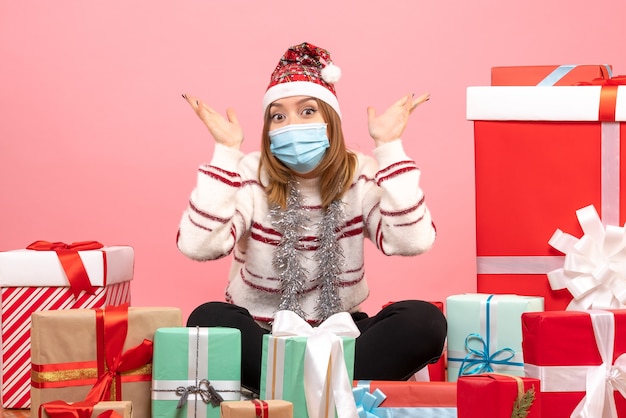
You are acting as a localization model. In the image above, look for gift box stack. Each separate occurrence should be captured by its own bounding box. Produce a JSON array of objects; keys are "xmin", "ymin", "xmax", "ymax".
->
[
  {"xmin": 0, "ymin": 242, "xmax": 134, "ymax": 409},
  {"xmin": 457, "ymin": 64, "xmax": 626, "ymax": 417}
]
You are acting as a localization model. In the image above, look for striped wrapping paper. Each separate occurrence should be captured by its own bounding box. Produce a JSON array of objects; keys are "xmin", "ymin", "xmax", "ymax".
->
[{"xmin": 0, "ymin": 245, "xmax": 134, "ymax": 408}]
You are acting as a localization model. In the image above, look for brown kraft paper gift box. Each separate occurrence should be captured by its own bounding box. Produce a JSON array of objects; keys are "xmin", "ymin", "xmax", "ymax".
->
[
  {"xmin": 220, "ymin": 400, "xmax": 293, "ymax": 418},
  {"xmin": 39, "ymin": 400, "xmax": 133, "ymax": 418},
  {"xmin": 30, "ymin": 306, "xmax": 182, "ymax": 418}
]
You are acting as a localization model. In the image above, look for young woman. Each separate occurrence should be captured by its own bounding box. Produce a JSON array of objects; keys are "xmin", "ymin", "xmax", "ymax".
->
[{"xmin": 177, "ymin": 42, "xmax": 446, "ymax": 393}]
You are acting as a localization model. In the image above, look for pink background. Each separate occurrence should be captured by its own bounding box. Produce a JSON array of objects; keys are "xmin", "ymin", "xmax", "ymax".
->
[{"xmin": 2, "ymin": 1, "xmax": 625, "ymax": 322}]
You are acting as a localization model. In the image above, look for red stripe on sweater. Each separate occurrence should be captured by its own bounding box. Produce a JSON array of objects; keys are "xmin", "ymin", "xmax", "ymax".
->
[
  {"xmin": 377, "ymin": 160, "xmax": 416, "ymax": 176},
  {"xmin": 238, "ymin": 265, "xmax": 365, "ymax": 294},
  {"xmin": 189, "ymin": 200, "xmax": 230, "ymax": 223},
  {"xmin": 377, "ymin": 166, "xmax": 418, "ymax": 186},
  {"xmin": 380, "ymin": 195, "xmax": 425, "ymax": 217},
  {"xmin": 198, "ymin": 166, "xmax": 242, "ymax": 187}
]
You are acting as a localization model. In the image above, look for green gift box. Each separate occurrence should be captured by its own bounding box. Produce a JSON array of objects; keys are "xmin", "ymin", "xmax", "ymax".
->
[
  {"xmin": 446, "ymin": 293, "xmax": 544, "ymax": 382},
  {"xmin": 151, "ymin": 327, "xmax": 241, "ymax": 418},
  {"xmin": 260, "ymin": 311, "xmax": 358, "ymax": 418}
]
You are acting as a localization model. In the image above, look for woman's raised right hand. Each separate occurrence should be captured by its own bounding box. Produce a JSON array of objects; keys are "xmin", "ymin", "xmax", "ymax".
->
[{"xmin": 182, "ymin": 94, "xmax": 244, "ymax": 149}]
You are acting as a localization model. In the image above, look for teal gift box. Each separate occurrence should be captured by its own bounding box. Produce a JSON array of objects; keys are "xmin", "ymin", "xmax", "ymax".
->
[
  {"xmin": 260, "ymin": 311, "xmax": 358, "ymax": 418},
  {"xmin": 446, "ymin": 293, "xmax": 544, "ymax": 382},
  {"xmin": 151, "ymin": 327, "xmax": 241, "ymax": 418}
]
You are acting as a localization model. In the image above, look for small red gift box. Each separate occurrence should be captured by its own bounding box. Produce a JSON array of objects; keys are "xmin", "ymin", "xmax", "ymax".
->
[
  {"xmin": 457, "ymin": 373, "xmax": 541, "ymax": 418},
  {"xmin": 0, "ymin": 242, "xmax": 133, "ymax": 408},
  {"xmin": 522, "ymin": 310, "xmax": 626, "ymax": 417},
  {"xmin": 467, "ymin": 77, "xmax": 626, "ymax": 310},
  {"xmin": 354, "ymin": 380, "xmax": 457, "ymax": 416},
  {"xmin": 491, "ymin": 64, "xmax": 612, "ymax": 86}
]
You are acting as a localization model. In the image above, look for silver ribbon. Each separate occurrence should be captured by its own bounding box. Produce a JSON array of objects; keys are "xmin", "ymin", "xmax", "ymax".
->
[{"xmin": 175, "ymin": 378, "xmax": 223, "ymax": 409}]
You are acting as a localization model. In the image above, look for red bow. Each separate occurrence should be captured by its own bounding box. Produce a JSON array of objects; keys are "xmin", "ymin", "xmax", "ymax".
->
[
  {"xmin": 577, "ymin": 76, "xmax": 626, "ymax": 121},
  {"xmin": 40, "ymin": 400, "xmax": 124, "ymax": 418},
  {"xmin": 84, "ymin": 303, "xmax": 154, "ymax": 403},
  {"xmin": 577, "ymin": 75, "xmax": 626, "ymax": 86},
  {"xmin": 27, "ymin": 240, "xmax": 105, "ymax": 298}
]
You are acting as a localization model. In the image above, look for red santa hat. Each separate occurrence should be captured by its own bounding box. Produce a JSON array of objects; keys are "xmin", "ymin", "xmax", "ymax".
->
[{"xmin": 262, "ymin": 42, "xmax": 342, "ymax": 118}]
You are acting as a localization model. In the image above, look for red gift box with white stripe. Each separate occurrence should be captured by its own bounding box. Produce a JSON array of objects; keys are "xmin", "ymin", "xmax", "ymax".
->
[
  {"xmin": 522, "ymin": 309, "xmax": 626, "ymax": 417},
  {"xmin": 467, "ymin": 79, "xmax": 626, "ymax": 310},
  {"xmin": 0, "ymin": 243, "xmax": 133, "ymax": 408}
]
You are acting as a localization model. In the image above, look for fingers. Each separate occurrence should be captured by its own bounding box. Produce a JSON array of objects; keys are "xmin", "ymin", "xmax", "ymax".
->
[
  {"xmin": 366, "ymin": 106, "xmax": 376, "ymax": 120},
  {"xmin": 408, "ymin": 92, "xmax": 430, "ymax": 114},
  {"xmin": 413, "ymin": 92, "xmax": 430, "ymax": 107},
  {"xmin": 182, "ymin": 93, "xmax": 202, "ymax": 113},
  {"xmin": 225, "ymin": 108, "xmax": 239, "ymax": 125}
]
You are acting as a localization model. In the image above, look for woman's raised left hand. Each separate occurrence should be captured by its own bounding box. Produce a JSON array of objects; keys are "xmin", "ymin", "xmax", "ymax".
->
[{"xmin": 367, "ymin": 92, "xmax": 429, "ymax": 147}]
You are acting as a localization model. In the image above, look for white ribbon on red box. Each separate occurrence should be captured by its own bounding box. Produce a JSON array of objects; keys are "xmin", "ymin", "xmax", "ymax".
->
[
  {"xmin": 548, "ymin": 205, "xmax": 626, "ymax": 310},
  {"xmin": 525, "ymin": 310, "xmax": 626, "ymax": 418},
  {"xmin": 271, "ymin": 310, "xmax": 360, "ymax": 418}
]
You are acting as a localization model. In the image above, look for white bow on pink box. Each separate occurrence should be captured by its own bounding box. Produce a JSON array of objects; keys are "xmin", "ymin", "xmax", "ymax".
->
[{"xmin": 548, "ymin": 205, "xmax": 626, "ymax": 310}]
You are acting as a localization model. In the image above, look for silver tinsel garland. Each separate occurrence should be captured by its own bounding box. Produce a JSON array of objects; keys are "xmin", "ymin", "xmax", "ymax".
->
[
  {"xmin": 270, "ymin": 183, "xmax": 310, "ymax": 319},
  {"xmin": 270, "ymin": 182, "xmax": 346, "ymax": 321},
  {"xmin": 313, "ymin": 199, "xmax": 345, "ymax": 321}
]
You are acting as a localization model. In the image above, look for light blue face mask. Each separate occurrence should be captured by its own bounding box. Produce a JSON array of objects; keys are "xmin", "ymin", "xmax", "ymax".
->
[{"xmin": 269, "ymin": 123, "xmax": 330, "ymax": 174}]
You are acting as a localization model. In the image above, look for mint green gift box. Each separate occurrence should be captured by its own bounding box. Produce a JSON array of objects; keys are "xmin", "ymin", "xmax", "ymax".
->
[
  {"xmin": 260, "ymin": 334, "xmax": 355, "ymax": 418},
  {"xmin": 151, "ymin": 327, "xmax": 241, "ymax": 418},
  {"xmin": 446, "ymin": 293, "xmax": 543, "ymax": 382}
]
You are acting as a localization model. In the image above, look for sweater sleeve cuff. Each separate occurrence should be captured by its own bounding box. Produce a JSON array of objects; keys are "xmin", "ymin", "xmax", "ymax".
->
[
  {"xmin": 209, "ymin": 143, "xmax": 245, "ymax": 171},
  {"xmin": 372, "ymin": 139, "xmax": 410, "ymax": 167}
]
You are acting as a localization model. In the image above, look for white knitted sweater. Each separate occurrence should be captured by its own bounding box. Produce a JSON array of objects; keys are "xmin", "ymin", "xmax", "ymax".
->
[{"xmin": 177, "ymin": 139, "xmax": 436, "ymax": 325}]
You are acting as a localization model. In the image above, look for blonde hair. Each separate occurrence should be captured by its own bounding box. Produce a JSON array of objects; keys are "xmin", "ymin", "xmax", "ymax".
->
[{"xmin": 258, "ymin": 99, "xmax": 357, "ymax": 209}]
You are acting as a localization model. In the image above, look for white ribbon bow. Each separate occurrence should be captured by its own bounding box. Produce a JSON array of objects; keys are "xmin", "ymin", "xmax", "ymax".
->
[
  {"xmin": 547, "ymin": 205, "xmax": 626, "ymax": 310},
  {"xmin": 570, "ymin": 311, "xmax": 626, "ymax": 418},
  {"xmin": 272, "ymin": 310, "xmax": 361, "ymax": 418}
]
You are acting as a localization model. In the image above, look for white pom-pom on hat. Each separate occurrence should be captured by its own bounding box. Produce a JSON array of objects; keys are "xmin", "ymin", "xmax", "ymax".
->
[{"xmin": 321, "ymin": 63, "xmax": 341, "ymax": 84}]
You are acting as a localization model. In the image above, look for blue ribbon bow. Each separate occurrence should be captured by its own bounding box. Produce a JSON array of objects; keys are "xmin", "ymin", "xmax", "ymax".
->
[
  {"xmin": 353, "ymin": 386, "xmax": 386, "ymax": 418},
  {"xmin": 458, "ymin": 333, "xmax": 522, "ymax": 376}
]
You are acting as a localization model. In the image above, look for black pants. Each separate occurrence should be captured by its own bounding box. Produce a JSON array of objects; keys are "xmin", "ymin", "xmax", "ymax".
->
[{"xmin": 186, "ymin": 300, "xmax": 447, "ymax": 393}]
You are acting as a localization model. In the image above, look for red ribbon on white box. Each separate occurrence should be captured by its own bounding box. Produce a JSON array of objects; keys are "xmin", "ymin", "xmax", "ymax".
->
[
  {"xmin": 26, "ymin": 240, "xmax": 104, "ymax": 298},
  {"xmin": 525, "ymin": 310, "xmax": 626, "ymax": 418},
  {"xmin": 270, "ymin": 310, "xmax": 360, "ymax": 418}
]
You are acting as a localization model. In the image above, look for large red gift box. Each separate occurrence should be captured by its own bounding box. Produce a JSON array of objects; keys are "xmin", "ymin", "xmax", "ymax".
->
[
  {"xmin": 457, "ymin": 373, "xmax": 541, "ymax": 418},
  {"xmin": 467, "ymin": 78, "xmax": 626, "ymax": 310},
  {"xmin": 522, "ymin": 309, "xmax": 626, "ymax": 417},
  {"xmin": 491, "ymin": 64, "xmax": 612, "ymax": 86},
  {"xmin": 0, "ymin": 242, "xmax": 134, "ymax": 408}
]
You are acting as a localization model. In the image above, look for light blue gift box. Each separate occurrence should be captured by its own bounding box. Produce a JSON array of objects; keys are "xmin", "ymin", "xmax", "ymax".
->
[
  {"xmin": 151, "ymin": 327, "xmax": 241, "ymax": 418},
  {"xmin": 446, "ymin": 293, "xmax": 543, "ymax": 382}
]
